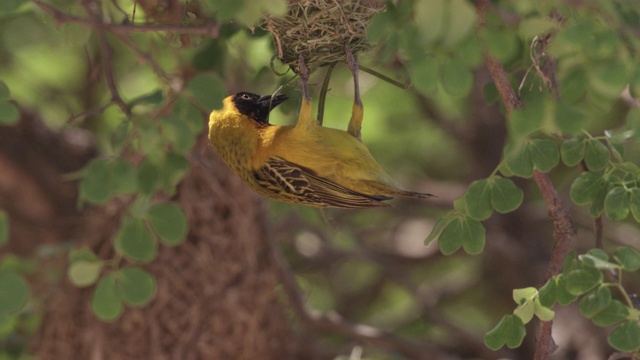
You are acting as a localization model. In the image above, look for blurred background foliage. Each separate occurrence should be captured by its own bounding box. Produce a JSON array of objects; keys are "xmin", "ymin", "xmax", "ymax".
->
[{"xmin": 0, "ymin": 0, "xmax": 640, "ymax": 359}]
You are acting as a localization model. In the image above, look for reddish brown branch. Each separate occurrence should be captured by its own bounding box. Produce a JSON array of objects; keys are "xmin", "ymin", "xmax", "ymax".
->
[{"xmin": 476, "ymin": 1, "xmax": 576, "ymax": 359}]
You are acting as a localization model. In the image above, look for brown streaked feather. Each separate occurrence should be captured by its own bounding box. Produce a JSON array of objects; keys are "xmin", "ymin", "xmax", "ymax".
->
[{"xmin": 253, "ymin": 157, "xmax": 391, "ymax": 208}]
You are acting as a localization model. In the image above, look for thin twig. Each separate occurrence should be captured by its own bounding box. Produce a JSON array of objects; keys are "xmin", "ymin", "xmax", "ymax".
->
[
  {"xmin": 81, "ymin": 0, "xmax": 130, "ymax": 116},
  {"xmin": 32, "ymin": 0, "xmax": 220, "ymax": 36}
]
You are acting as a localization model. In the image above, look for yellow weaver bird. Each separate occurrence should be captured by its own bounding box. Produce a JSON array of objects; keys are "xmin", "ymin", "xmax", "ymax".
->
[{"xmin": 207, "ymin": 55, "xmax": 432, "ymax": 208}]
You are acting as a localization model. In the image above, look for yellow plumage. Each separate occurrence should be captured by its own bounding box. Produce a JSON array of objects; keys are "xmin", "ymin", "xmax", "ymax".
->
[{"xmin": 207, "ymin": 55, "xmax": 432, "ymax": 208}]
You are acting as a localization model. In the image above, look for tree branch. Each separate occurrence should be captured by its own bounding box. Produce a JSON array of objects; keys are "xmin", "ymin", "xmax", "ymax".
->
[
  {"xmin": 476, "ymin": 1, "xmax": 577, "ymax": 359},
  {"xmin": 32, "ymin": 0, "xmax": 220, "ymax": 36}
]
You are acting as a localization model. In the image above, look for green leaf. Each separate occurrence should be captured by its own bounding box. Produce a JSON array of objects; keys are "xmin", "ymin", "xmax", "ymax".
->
[
  {"xmin": 186, "ymin": 73, "xmax": 226, "ymax": 110},
  {"xmin": 129, "ymin": 89, "xmax": 164, "ymax": 107},
  {"xmin": 513, "ymin": 287, "xmax": 537, "ymax": 304},
  {"xmin": 114, "ymin": 218, "xmax": 157, "ymax": 263},
  {"xmin": 592, "ymin": 300, "xmax": 629, "ymax": 326},
  {"xmin": 514, "ymin": 301, "xmax": 534, "ymax": 324},
  {"xmin": 146, "ymin": 203, "xmax": 188, "ymax": 246},
  {"xmin": 424, "ymin": 214, "xmax": 453, "ymax": 245},
  {"xmin": 584, "ymin": 139, "xmax": 610, "ymax": 171},
  {"xmin": 110, "ymin": 159, "xmax": 137, "ymax": 195},
  {"xmin": 561, "ymin": 138, "xmax": 585, "ymax": 167},
  {"xmin": 137, "ymin": 158, "xmax": 160, "ymax": 195},
  {"xmin": 604, "ymin": 186, "xmax": 630, "ymax": 221},
  {"xmin": 440, "ymin": 58, "xmax": 473, "ymax": 97},
  {"xmin": 559, "ymin": 68, "xmax": 587, "ymax": 104},
  {"xmin": 570, "ymin": 172, "xmax": 605, "ymax": 206},
  {"xmin": 590, "ymin": 60, "xmax": 629, "ymax": 99},
  {"xmin": 629, "ymin": 188, "xmax": 640, "ymax": 222},
  {"xmin": 158, "ymin": 152, "xmax": 189, "ymax": 194},
  {"xmin": 608, "ymin": 320, "xmax": 640, "ymax": 352},
  {"xmin": 484, "ymin": 315, "xmax": 526, "ymax": 350},
  {"xmin": 503, "ymin": 142, "xmax": 534, "ymax": 178},
  {"xmin": 538, "ymin": 277, "xmax": 557, "ymax": 308},
  {"xmin": 162, "ymin": 115, "xmax": 196, "ymax": 153},
  {"xmin": 91, "ymin": 273, "xmax": 123, "ymax": 322},
  {"xmin": 554, "ymin": 103, "xmax": 586, "ymax": 135},
  {"xmin": 67, "ymin": 260, "xmax": 103, "ymax": 287},
  {"xmin": 563, "ymin": 251, "xmax": 578, "ymax": 275},
  {"xmin": 613, "ymin": 246, "xmax": 640, "ymax": 271},
  {"xmin": 438, "ymin": 216, "xmax": 464, "ymax": 255},
  {"xmin": 117, "ymin": 267, "xmax": 156, "ymax": 307},
  {"xmin": 529, "ymin": 139, "xmax": 560, "ymax": 173},
  {"xmin": 484, "ymin": 28, "xmax": 520, "ymax": 64},
  {"xmin": 556, "ymin": 275, "xmax": 579, "ymax": 305},
  {"xmin": 0, "ymin": 0, "xmax": 27, "ymax": 14},
  {"xmin": 590, "ymin": 182, "xmax": 614, "ymax": 217},
  {"xmin": 439, "ymin": 216, "xmax": 486, "ymax": 255},
  {"xmin": 461, "ymin": 218, "xmax": 485, "ymax": 255},
  {"xmin": 518, "ymin": 16, "xmax": 556, "ymax": 39},
  {"xmin": 464, "ymin": 179, "xmax": 493, "ymax": 220},
  {"xmin": 579, "ymin": 254, "xmax": 619, "ymax": 270},
  {"xmin": 0, "ymin": 211, "xmax": 8, "ymax": 246},
  {"xmin": 564, "ymin": 267, "xmax": 602, "ymax": 295},
  {"xmin": 489, "ymin": 176, "xmax": 523, "ymax": 214},
  {"xmin": 0, "ymin": 102, "xmax": 19, "ymax": 125},
  {"xmin": 0, "ymin": 271, "xmax": 29, "ymax": 316},
  {"xmin": 579, "ymin": 286, "xmax": 611, "ymax": 318},
  {"xmin": 441, "ymin": 0, "xmax": 476, "ymax": 46},
  {"xmin": 509, "ymin": 103, "xmax": 544, "ymax": 137},
  {"xmin": 79, "ymin": 159, "xmax": 112, "ymax": 204},
  {"xmin": 533, "ymin": 299, "xmax": 555, "ymax": 321},
  {"xmin": 0, "ymin": 82, "xmax": 10, "ymax": 101},
  {"xmin": 409, "ymin": 57, "xmax": 439, "ymax": 96}
]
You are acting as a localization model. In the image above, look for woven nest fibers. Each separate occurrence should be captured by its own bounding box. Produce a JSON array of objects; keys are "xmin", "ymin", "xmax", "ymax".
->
[{"xmin": 263, "ymin": 0, "xmax": 385, "ymax": 71}]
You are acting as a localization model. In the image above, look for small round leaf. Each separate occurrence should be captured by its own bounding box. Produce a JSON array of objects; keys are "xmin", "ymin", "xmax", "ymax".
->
[
  {"xmin": 68, "ymin": 260, "xmax": 103, "ymax": 287},
  {"xmin": 561, "ymin": 138, "xmax": 585, "ymax": 167},
  {"xmin": 604, "ymin": 186, "xmax": 630, "ymax": 221},
  {"xmin": 613, "ymin": 247, "xmax": 640, "ymax": 271},
  {"xmin": 584, "ymin": 139, "xmax": 610, "ymax": 171},
  {"xmin": 0, "ymin": 271, "xmax": 29, "ymax": 316},
  {"xmin": 114, "ymin": 218, "xmax": 157, "ymax": 263},
  {"xmin": 529, "ymin": 139, "xmax": 560, "ymax": 173},
  {"xmin": 117, "ymin": 267, "xmax": 156, "ymax": 307},
  {"xmin": 464, "ymin": 179, "xmax": 493, "ymax": 221},
  {"xmin": 146, "ymin": 203, "xmax": 188, "ymax": 246},
  {"xmin": 569, "ymin": 172, "xmax": 605, "ymax": 206},
  {"xmin": 489, "ymin": 176, "xmax": 524, "ymax": 214},
  {"xmin": 608, "ymin": 321, "xmax": 640, "ymax": 352},
  {"xmin": 91, "ymin": 273, "xmax": 123, "ymax": 322}
]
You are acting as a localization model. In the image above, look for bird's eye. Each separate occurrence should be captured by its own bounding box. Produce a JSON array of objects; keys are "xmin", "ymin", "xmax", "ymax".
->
[{"xmin": 242, "ymin": 94, "xmax": 251, "ymax": 100}]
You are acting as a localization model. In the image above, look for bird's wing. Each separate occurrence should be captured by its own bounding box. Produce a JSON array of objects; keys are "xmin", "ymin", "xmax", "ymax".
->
[{"xmin": 253, "ymin": 157, "xmax": 391, "ymax": 208}]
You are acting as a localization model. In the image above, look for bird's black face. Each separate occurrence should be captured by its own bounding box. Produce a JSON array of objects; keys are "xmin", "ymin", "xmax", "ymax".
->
[{"xmin": 232, "ymin": 92, "xmax": 289, "ymax": 124}]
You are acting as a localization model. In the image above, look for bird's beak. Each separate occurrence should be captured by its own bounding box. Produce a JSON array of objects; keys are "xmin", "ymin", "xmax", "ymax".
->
[{"xmin": 258, "ymin": 94, "xmax": 289, "ymax": 109}]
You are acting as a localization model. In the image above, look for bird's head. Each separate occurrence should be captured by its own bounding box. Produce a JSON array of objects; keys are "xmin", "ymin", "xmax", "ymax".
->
[{"xmin": 229, "ymin": 92, "xmax": 289, "ymax": 124}]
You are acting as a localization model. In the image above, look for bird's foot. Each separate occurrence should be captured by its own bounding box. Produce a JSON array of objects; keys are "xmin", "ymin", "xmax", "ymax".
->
[
  {"xmin": 345, "ymin": 44, "xmax": 358, "ymax": 75},
  {"xmin": 298, "ymin": 54, "xmax": 311, "ymax": 100}
]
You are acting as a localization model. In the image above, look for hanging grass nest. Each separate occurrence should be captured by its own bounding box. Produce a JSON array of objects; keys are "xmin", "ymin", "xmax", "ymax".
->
[{"xmin": 262, "ymin": 0, "xmax": 385, "ymax": 72}]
